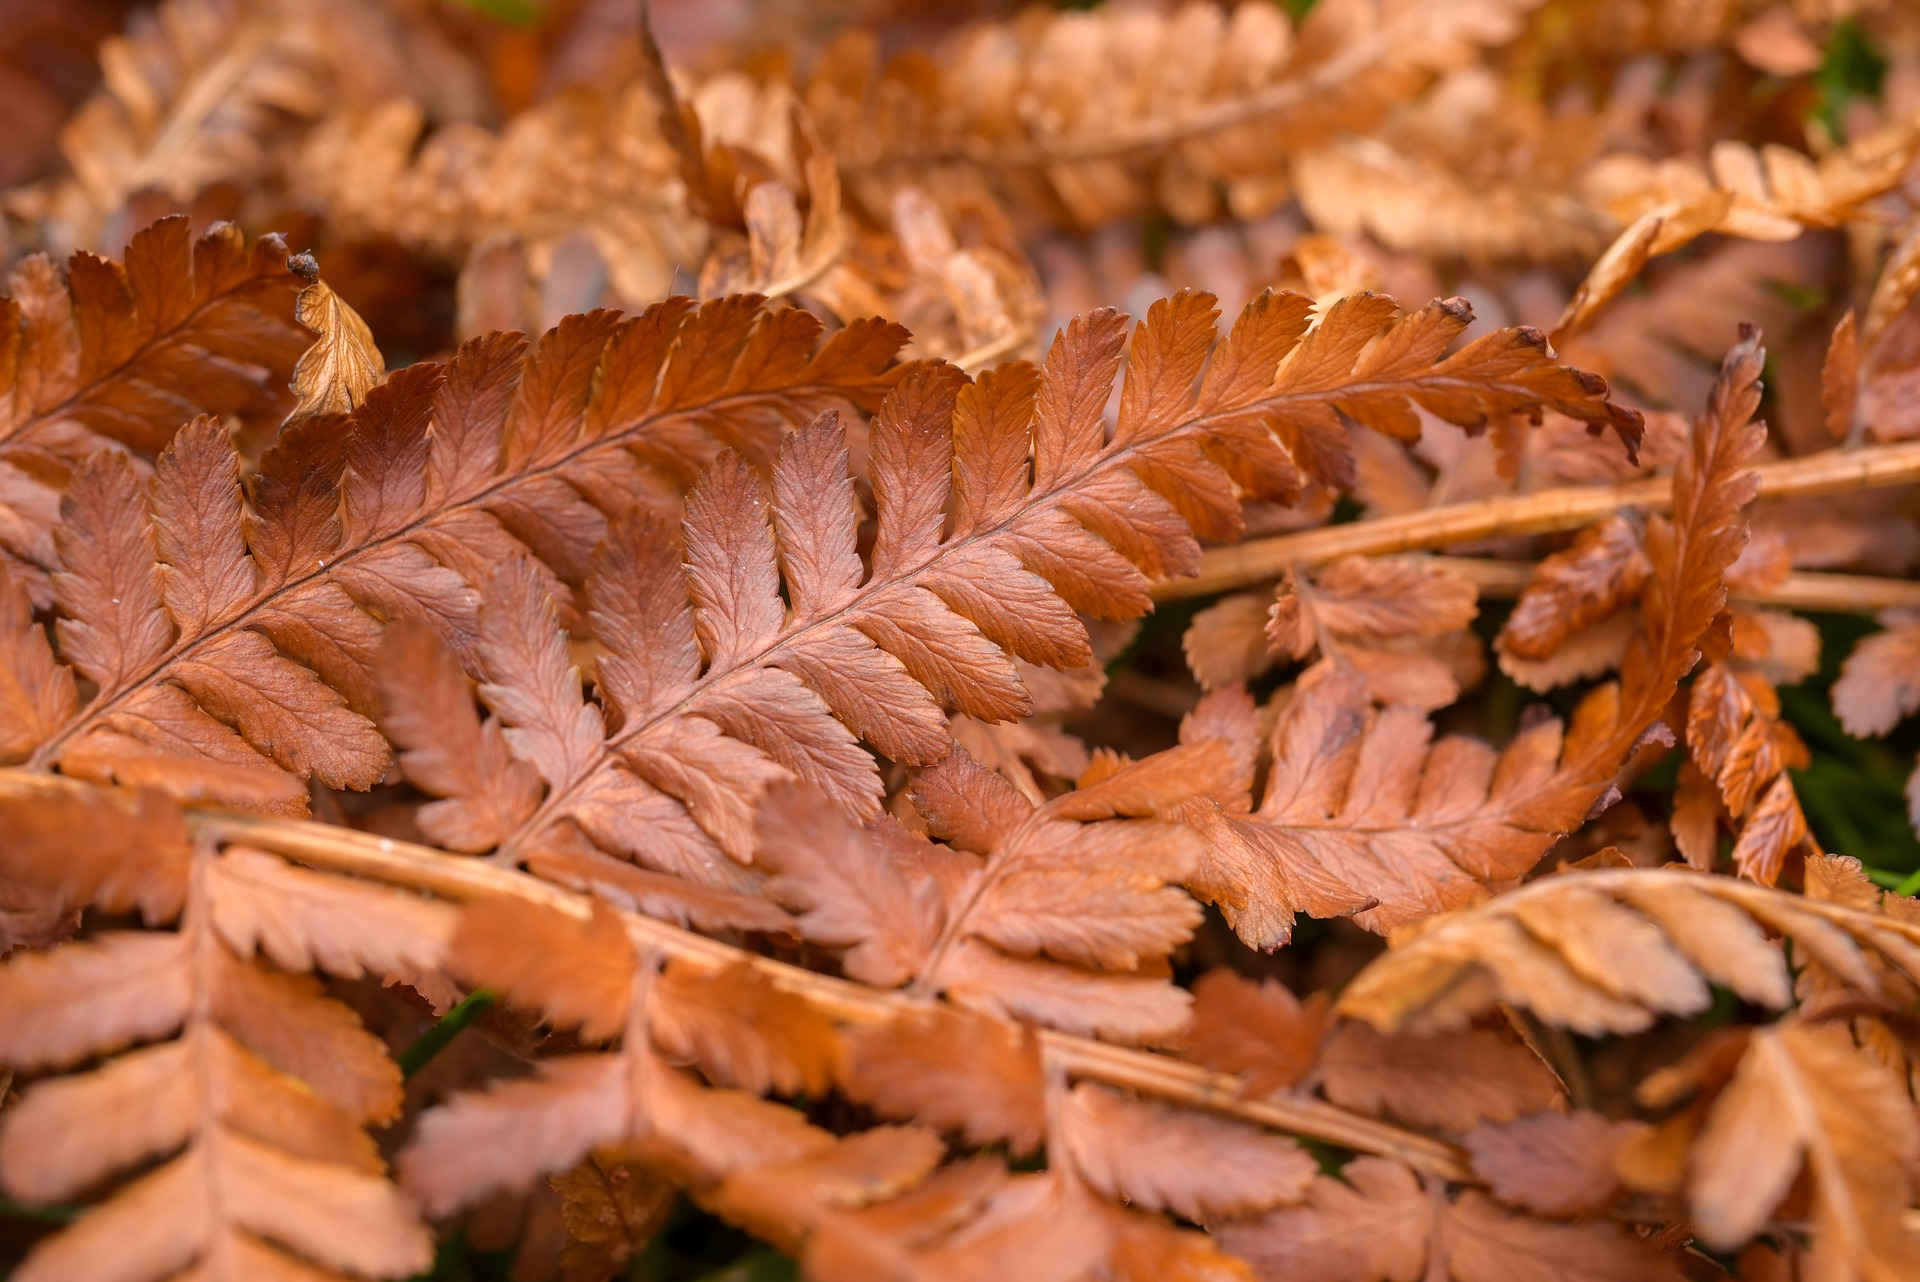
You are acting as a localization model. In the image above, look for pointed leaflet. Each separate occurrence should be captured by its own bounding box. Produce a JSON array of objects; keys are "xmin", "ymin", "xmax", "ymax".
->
[
  {"xmin": 1317, "ymin": 1023, "xmax": 1564, "ymax": 1133},
  {"xmin": 1832, "ymin": 610, "xmax": 1920, "ymax": 738},
  {"xmin": 1186, "ymin": 663, "xmax": 1561, "ymax": 939},
  {"xmin": 1185, "ymin": 969, "xmax": 1330, "ymax": 1097},
  {"xmin": 0, "ymin": 564, "xmax": 76, "ymax": 760},
  {"xmin": 654, "ymin": 960, "xmax": 839, "ymax": 1097},
  {"xmin": 22, "ymin": 298, "xmax": 907, "ymax": 803},
  {"xmin": 704, "ymin": 1127, "xmax": 946, "ymax": 1257},
  {"xmin": 1497, "ymin": 515, "xmax": 1651, "ymax": 662},
  {"xmin": 1683, "ymin": 662, "xmax": 1812, "ymax": 885},
  {"xmin": 0, "ymin": 778, "xmax": 189, "ymax": 924},
  {"xmin": 838, "ymin": 1008, "xmax": 1047, "ymax": 1153},
  {"xmin": 1466, "ymin": 1111, "xmax": 1640, "ymax": 1216},
  {"xmin": 283, "ymin": 253, "xmax": 384, "ymax": 428},
  {"xmin": 378, "ymin": 620, "xmax": 542, "ymax": 852},
  {"xmin": 1267, "ymin": 556, "xmax": 1479, "ymax": 656},
  {"xmin": 402, "ymin": 905, "xmax": 882, "ymax": 1241},
  {"xmin": 206, "ymin": 846, "xmax": 456, "ymax": 983},
  {"xmin": 806, "ymin": 1167, "xmax": 1109, "ymax": 1282},
  {"xmin": 756, "ymin": 781, "xmax": 954, "ymax": 989},
  {"xmin": 475, "ymin": 556, "xmax": 606, "ymax": 794},
  {"xmin": 447, "ymin": 893, "xmax": 833, "ymax": 1098},
  {"xmin": 1264, "ymin": 556, "xmax": 1481, "ymax": 709},
  {"xmin": 29, "ymin": 412, "xmax": 395, "ymax": 801},
  {"xmin": 1058, "ymin": 1084, "xmax": 1315, "ymax": 1220},
  {"xmin": 450, "ymin": 896, "xmax": 636, "ymax": 1044}
]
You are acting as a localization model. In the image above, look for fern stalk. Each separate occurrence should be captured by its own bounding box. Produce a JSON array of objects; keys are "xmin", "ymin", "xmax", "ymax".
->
[{"xmin": 1163, "ymin": 436, "xmax": 1920, "ymax": 601}]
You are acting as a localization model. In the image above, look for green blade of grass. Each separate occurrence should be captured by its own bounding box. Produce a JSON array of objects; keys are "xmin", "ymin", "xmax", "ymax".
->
[
  {"xmin": 0, "ymin": 1196, "xmax": 77, "ymax": 1224},
  {"xmin": 398, "ymin": 990, "xmax": 497, "ymax": 1079}
]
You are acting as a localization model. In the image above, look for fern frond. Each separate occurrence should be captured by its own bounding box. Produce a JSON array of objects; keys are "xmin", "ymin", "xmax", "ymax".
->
[
  {"xmin": 12, "ymin": 295, "xmax": 905, "ymax": 805},
  {"xmin": 757, "ymin": 741, "xmax": 1232, "ymax": 1043},
  {"xmin": 0, "ymin": 217, "xmax": 304, "ymax": 599},
  {"xmin": 814, "ymin": 0, "xmax": 1546, "ymax": 227},
  {"xmin": 1181, "ymin": 330, "xmax": 1764, "ymax": 944},
  {"xmin": 385, "ymin": 289, "xmax": 1630, "ymax": 888},
  {"xmin": 0, "ymin": 784, "xmax": 453, "ymax": 1282},
  {"xmin": 401, "ymin": 856, "xmax": 1326, "ymax": 1276}
]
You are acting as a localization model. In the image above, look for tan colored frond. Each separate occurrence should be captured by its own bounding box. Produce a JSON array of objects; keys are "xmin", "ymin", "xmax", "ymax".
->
[
  {"xmin": 0, "ymin": 787, "xmax": 435, "ymax": 1282},
  {"xmin": 20, "ymin": 293, "xmax": 904, "ymax": 809},
  {"xmin": 1336, "ymin": 867, "xmax": 1920, "ymax": 1037}
]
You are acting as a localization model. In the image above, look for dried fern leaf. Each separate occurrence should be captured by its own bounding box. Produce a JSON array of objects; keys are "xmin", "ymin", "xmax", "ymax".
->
[
  {"xmin": 1059, "ymin": 1082, "xmax": 1317, "ymax": 1221},
  {"xmin": 0, "ymin": 217, "xmax": 302, "ymax": 461},
  {"xmin": 1464, "ymin": 1110, "xmax": 1640, "ymax": 1217},
  {"xmin": 385, "ymin": 289, "xmax": 1628, "ymax": 896},
  {"xmin": 14, "ymin": 0, "xmax": 492, "ymax": 256},
  {"xmin": 1181, "ymin": 330, "xmax": 1763, "ymax": 943},
  {"xmin": 1335, "ymin": 866, "xmax": 1920, "ymax": 1037},
  {"xmin": 398, "ymin": 895, "xmax": 886, "ymax": 1226},
  {"xmin": 1217, "ymin": 1155, "xmax": 1679, "ymax": 1282},
  {"xmin": 1558, "ymin": 115, "xmax": 1920, "ymax": 337},
  {"xmin": 814, "ymin": 0, "xmax": 1547, "ymax": 227},
  {"xmin": 1185, "ymin": 969, "xmax": 1329, "ymax": 1097},
  {"xmin": 15, "ymin": 295, "xmax": 905, "ymax": 805},
  {"xmin": 1266, "ymin": 555, "xmax": 1482, "ymax": 708},
  {"xmin": 760, "ymin": 739, "xmax": 1231, "ymax": 1043},
  {"xmin": 1495, "ymin": 514, "xmax": 1651, "ymax": 662},
  {"xmin": 1677, "ymin": 1021, "xmax": 1920, "ymax": 1278},
  {"xmin": 412, "ymin": 888, "xmax": 1319, "ymax": 1278},
  {"xmin": 284, "ymin": 250, "xmax": 384, "ymax": 427},
  {"xmin": 0, "ymin": 217, "xmax": 304, "ymax": 599},
  {"xmin": 1680, "ymin": 662, "xmax": 1813, "ymax": 883},
  {"xmin": 1833, "ymin": 608, "xmax": 1920, "ymax": 739},
  {"xmin": 0, "ymin": 767, "xmax": 1476, "ymax": 1179},
  {"xmin": 0, "ymin": 786, "xmax": 451, "ymax": 1282}
]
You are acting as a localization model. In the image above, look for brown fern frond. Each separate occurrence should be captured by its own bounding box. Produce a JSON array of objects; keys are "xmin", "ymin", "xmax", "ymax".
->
[
  {"xmin": 9, "ymin": 0, "xmax": 327, "ymax": 253},
  {"xmin": 1831, "ymin": 607, "xmax": 1920, "ymax": 830},
  {"xmin": 1217, "ymin": 1154, "xmax": 1678, "ymax": 1282},
  {"xmin": 293, "ymin": 89, "xmax": 705, "ymax": 332},
  {"xmin": 1678, "ymin": 661, "xmax": 1815, "ymax": 884},
  {"xmin": 382, "ymin": 289, "xmax": 1630, "ymax": 893},
  {"xmin": 0, "ymin": 217, "xmax": 304, "ymax": 588},
  {"xmin": 811, "ymin": 0, "xmax": 1545, "ymax": 227},
  {"xmin": 404, "ymin": 878, "xmax": 1329, "ymax": 1278},
  {"xmin": 292, "ymin": 58, "xmax": 1046, "ymax": 364},
  {"xmin": 1556, "ymin": 115, "xmax": 1920, "ymax": 338},
  {"xmin": 1331, "ymin": 861, "xmax": 1920, "ymax": 1276},
  {"xmin": 759, "ymin": 741, "xmax": 1233, "ymax": 1043},
  {"xmin": 396, "ymin": 893, "xmax": 915, "ymax": 1225},
  {"xmin": 1336, "ymin": 866, "xmax": 1919, "ymax": 1036},
  {"xmin": 12, "ymin": 295, "xmax": 905, "ymax": 806},
  {"xmin": 4, "ymin": 768, "xmax": 1464, "ymax": 1174},
  {"xmin": 1179, "ymin": 330, "xmax": 1764, "ymax": 944},
  {"xmin": 7, "ymin": 0, "xmax": 490, "ymax": 258},
  {"xmin": 1667, "ymin": 1020, "xmax": 1920, "ymax": 1279},
  {"xmin": 1261, "ymin": 554, "xmax": 1483, "ymax": 708},
  {"xmin": 0, "ymin": 785, "xmax": 453, "ymax": 1282}
]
